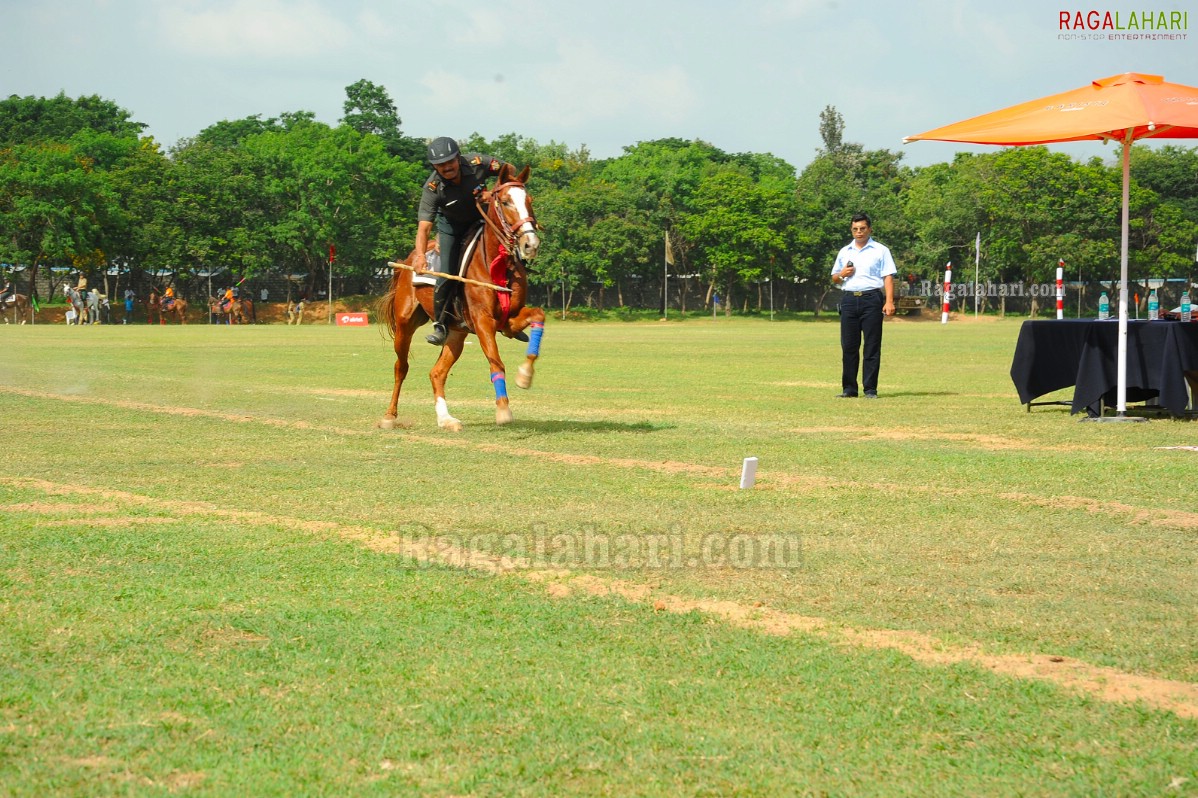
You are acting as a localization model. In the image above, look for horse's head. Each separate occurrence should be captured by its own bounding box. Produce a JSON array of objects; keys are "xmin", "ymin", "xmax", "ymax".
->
[{"xmin": 491, "ymin": 164, "xmax": 540, "ymax": 262}]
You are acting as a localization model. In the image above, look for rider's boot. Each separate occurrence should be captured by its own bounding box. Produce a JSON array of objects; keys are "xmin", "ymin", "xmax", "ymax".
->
[{"xmin": 426, "ymin": 280, "xmax": 453, "ymax": 346}]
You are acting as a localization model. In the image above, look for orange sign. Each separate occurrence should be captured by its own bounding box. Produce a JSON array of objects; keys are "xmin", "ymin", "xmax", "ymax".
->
[{"xmin": 336, "ymin": 312, "xmax": 369, "ymax": 326}]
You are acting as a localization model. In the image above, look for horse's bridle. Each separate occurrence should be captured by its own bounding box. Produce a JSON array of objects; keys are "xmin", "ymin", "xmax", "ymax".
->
[{"xmin": 476, "ymin": 181, "xmax": 539, "ymax": 259}]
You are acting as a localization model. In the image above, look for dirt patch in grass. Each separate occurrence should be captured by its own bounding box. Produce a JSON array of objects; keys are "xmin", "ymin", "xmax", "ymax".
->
[
  {"xmin": 3, "ymin": 501, "xmax": 121, "ymax": 515},
  {"xmin": 1002, "ymin": 492, "xmax": 1198, "ymax": 530},
  {"xmin": 9, "ymin": 474, "xmax": 1198, "ymax": 721},
  {"xmin": 787, "ymin": 425, "xmax": 1100, "ymax": 453}
]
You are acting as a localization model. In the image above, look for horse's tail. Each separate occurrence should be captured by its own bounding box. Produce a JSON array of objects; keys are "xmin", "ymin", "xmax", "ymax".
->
[{"xmin": 375, "ymin": 273, "xmax": 400, "ymax": 342}]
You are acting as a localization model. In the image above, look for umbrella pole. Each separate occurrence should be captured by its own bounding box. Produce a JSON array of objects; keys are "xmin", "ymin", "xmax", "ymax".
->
[
  {"xmin": 1087, "ymin": 132, "xmax": 1146, "ymax": 423},
  {"xmin": 1117, "ymin": 133, "xmax": 1130, "ymax": 415},
  {"xmin": 1088, "ymin": 131, "xmax": 1146, "ymax": 422}
]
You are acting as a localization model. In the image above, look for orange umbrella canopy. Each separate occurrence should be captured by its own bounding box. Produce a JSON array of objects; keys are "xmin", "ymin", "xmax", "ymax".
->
[{"xmin": 904, "ymin": 72, "xmax": 1198, "ymax": 146}]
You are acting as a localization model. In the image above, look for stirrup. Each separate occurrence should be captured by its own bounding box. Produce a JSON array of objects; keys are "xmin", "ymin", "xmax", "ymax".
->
[{"xmin": 426, "ymin": 322, "xmax": 448, "ymax": 346}]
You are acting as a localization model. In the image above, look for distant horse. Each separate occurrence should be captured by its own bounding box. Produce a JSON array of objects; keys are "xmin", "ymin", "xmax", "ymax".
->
[
  {"xmin": 63, "ymin": 286, "xmax": 87, "ymax": 324},
  {"xmin": 2, "ymin": 293, "xmax": 32, "ymax": 324},
  {"xmin": 208, "ymin": 296, "xmax": 255, "ymax": 324},
  {"xmin": 148, "ymin": 291, "xmax": 188, "ymax": 325},
  {"xmin": 377, "ymin": 163, "xmax": 545, "ymax": 431}
]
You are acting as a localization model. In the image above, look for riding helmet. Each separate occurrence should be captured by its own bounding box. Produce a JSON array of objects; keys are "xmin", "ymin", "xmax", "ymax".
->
[{"xmin": 427, "ymin": 137, "xmax": 460, "ymax": 165}]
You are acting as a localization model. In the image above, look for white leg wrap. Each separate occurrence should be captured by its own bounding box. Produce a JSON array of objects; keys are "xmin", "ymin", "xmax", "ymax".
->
[{"xmin": 435, "ymin": 397, "xmax": 461, "ymax": 430}]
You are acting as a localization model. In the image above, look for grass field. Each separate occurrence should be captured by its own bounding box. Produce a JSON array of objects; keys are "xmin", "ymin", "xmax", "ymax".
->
[{"xmin": 2, "ymin": 316, "xmax": 1196, "ymax": 796}]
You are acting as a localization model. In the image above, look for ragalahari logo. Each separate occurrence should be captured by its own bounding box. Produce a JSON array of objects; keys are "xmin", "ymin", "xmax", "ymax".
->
[{"xmin": 1059, "ymin": 9, "xmax": 1189, "ymax": 40}]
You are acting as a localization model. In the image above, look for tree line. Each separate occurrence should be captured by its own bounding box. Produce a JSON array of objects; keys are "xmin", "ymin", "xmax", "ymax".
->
[{"xmin": 2, "ymin": 84, "xmax": 1195, "ymax": 312}]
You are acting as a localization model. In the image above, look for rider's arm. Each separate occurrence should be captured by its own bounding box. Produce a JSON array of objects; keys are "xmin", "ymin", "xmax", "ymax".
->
[{"xmin": 412, "ymin": 220, "xmax": 435, "ymax": 271}]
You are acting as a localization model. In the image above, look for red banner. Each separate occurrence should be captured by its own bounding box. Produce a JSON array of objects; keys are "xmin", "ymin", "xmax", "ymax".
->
[{"xmin": 336, "ymin": 312, "xmax": 368, "ymax": 326}]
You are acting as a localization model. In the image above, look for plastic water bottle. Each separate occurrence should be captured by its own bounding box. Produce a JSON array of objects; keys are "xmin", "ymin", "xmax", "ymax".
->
[
  {"xmin": 1098, "ymin": 291, "xmax": 1109, "ymax": 320},
  {"xmin": 1148, "ymin": 289, "xmax": 1159, "ymax": 320},
  {"xmin": 1182, "ymin": 290, "xmax": 1192, "ymax": 323}
]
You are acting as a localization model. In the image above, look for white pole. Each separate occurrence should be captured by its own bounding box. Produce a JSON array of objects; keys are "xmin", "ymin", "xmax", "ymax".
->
[
  {"xmin": 1055, "ymin": 260, "xmax": 1064, "ymax": 320},
  {"xmin": 1116, "ymin": 132, "xmax": 1131, "ymax": 415},
  {"xmin": 663, "ymin": 254, "xmax": 668, "ymax": 320},
  {"xmin": 941, "ymin": 263, "xmax": 952, "ymax": 324}
]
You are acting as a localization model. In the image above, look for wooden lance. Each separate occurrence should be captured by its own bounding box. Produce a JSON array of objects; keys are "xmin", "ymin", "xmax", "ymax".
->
[{"xmin": 388, "ymin": 261, "xmax": 513, "ymax": 293}]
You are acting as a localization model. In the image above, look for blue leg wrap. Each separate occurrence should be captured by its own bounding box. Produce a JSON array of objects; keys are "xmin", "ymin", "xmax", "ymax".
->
[
  {"xmin": 527, "ymin": 321, "xmax": 544, "ymax": 357},
  {"xmin": 491, "ymin": 371, "xmax": 508, "ymax": 400}
]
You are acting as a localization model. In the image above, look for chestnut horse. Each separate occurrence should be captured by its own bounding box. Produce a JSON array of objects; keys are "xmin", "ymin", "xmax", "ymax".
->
[
  {"xmin": 148, "ymin": 291, "xmax": 188, "ymax": 324},
  {"xmin": 378, "ymin": 163, "xmax": 545, "ymax": 431},
  {"xmin": 2, "ymin": 293, "xmax": 31, "ymax": 324}
]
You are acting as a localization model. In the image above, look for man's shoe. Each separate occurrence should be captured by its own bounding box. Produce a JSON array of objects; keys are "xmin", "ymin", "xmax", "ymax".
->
[
  {"xmin": 510, "ymin": 330, "xmax": 529, "ymax": 342},
  {"xmin": 863, "ymin": 391, "xmax": 879, "ymax": 399},
  {"xmin": 836, "ymin": 392, "xmax": 858, "ymax": 398},
  {"xmin": 425, "ymin": 323, "xmax": 448, "ymax": 346}
]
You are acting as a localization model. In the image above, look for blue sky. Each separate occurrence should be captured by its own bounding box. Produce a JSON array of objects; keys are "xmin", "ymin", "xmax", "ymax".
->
[{"xmin": 1, "ymin": 0, "xmax": 1194, "ymax": 170}]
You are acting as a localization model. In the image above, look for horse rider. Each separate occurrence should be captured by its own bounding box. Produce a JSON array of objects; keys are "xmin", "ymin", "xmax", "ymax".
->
[
  {"xmin": 75, "ymin": 272, "xmax": 88, "ymax": 293},
  {"xmin": 0, "ymin": 278, "xmax": 13, "ymax": 305},
  {"xmin": 163, "ymin": 285, "xmax": 176, "ymax": 310},
  {"xmin": 411, "ymin": 136, "xmax": 516, "ymax": 346},
  {"xmin": 222, "ymin": 286, "xmax": 235, "ymax": 314}
]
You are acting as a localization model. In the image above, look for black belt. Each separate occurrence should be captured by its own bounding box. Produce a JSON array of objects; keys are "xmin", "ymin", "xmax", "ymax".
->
[{"xmin": 846, "ymin": 289, "xmax": 881, "ymax": 296}]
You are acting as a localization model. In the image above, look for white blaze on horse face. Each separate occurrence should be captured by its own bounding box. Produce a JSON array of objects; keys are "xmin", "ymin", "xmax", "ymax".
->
[{"xmin": 507, "ymin": 187, "xmax": 540, "ymax": 260}]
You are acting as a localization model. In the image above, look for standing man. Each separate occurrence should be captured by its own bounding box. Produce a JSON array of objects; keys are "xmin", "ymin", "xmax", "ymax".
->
[
  {"xmin": 831, "ymin": 212, "xmax": 896, "ymax": 398},
  {"xmin": 411, "ymin": 136, "xmax": 512, "ymax": 346}
]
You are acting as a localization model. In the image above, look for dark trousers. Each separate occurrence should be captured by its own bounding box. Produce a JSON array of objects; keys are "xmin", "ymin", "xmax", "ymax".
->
[{"xmin": 839, "ymin": 290, "xmax": 884, "ymax": 395}]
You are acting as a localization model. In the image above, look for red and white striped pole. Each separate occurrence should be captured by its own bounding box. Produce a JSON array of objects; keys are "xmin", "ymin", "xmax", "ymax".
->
[
  {"xmin": 1056, "ymin": 259, "xmax": 1065, "ymax": 319},
  {"xmin": 941, "ymin": 262, "xmax": 952, "ymax": 324}
]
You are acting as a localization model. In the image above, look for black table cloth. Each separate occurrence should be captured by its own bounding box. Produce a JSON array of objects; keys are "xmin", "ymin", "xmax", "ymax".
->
[{"xmin": 1010, "ymin": 320, "xmax": 1198, "ymax": 416}]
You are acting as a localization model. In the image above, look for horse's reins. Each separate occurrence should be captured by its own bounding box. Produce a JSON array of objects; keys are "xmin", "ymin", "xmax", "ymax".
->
[{"xmin": 475, "ymin": 181, "xmax": 538, "ymax": 262}]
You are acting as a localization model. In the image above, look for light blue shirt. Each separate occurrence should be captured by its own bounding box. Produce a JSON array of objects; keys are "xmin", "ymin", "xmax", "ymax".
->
[{"xmin": 833, "ymin": 238, "xmax": 897, "ymax": 292}]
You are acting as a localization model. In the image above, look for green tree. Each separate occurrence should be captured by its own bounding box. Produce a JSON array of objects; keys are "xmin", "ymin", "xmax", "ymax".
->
[
  {"xmin": 818, "ymin": 105, "xmax": 845, "ymax": 153},
  {"xmin": 0, "ymin": 138, "xmax": 118, "ymax": 298},
  {"xmin": 193, "ymin": 115, "xmax": 282, "ymax": 149},
  {"xmin": 0, "ymin": 92, "xmax": 144, "ymax": 145},
  {"xmin": 460, "ymin": 132, "xmax": 592, "ymax": 191},
  {"xmin": 341, "ymin": 79, "xmax": 424, "ymax": 161},
  {"xmin": 678, "ymin": 165, "xmax": 790, "ymax": 313},
  {"xmin": 240, "ymin": 118, "xmax": 421, "ymax": 287},
  {"xmin": 535, "ymin": 175, "xmax": 652, "ymax": 309}
]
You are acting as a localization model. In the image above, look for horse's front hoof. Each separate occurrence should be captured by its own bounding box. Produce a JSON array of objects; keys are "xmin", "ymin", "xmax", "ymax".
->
[
  {"xmin": 438, "ymin": 417, "xmax": 463, "ymax": 432},
  {"xmin": 379, "ymin": 416, "xmax": 396, "ymax": 430},
  {"xmin": 496, "ymin": 407, "xmax": 514, "ymax": 425},
  {"xmin": 515, "ymin": 364, "xmax": 534, "ymax": 390}
]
